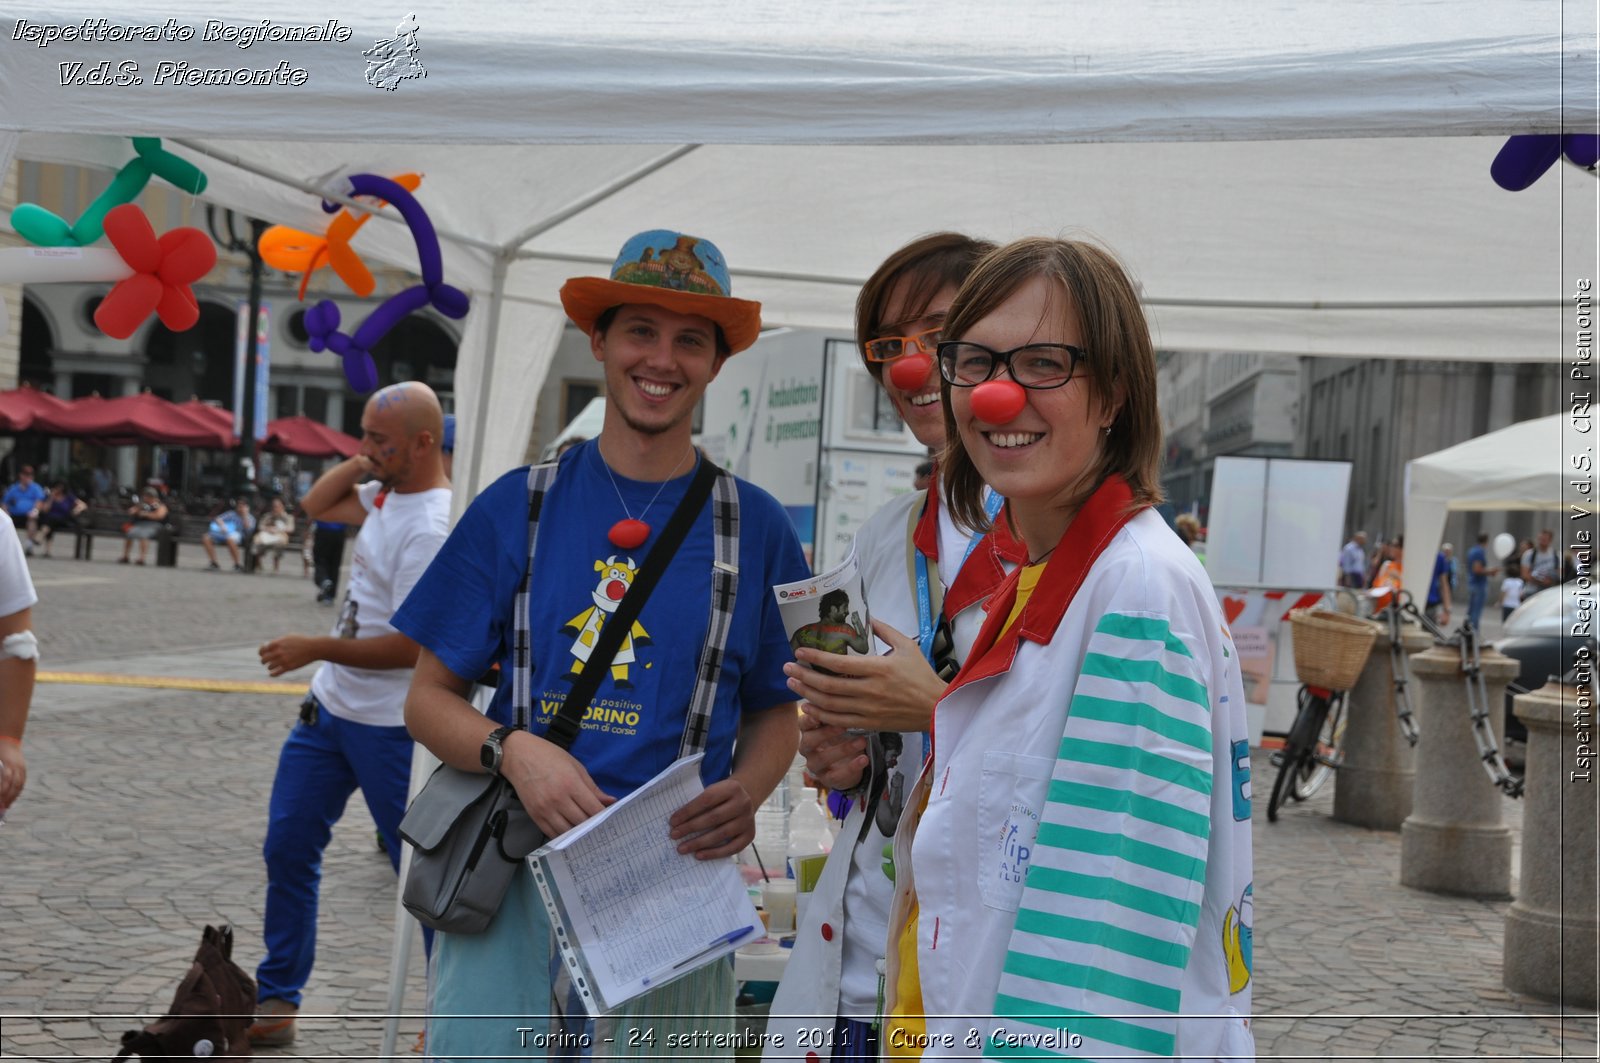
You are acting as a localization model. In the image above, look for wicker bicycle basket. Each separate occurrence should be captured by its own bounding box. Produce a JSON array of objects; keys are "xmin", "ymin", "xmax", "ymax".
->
[{"xmin": 1288, "ymin": 608, "xmax": 1380, "ymax": 691}]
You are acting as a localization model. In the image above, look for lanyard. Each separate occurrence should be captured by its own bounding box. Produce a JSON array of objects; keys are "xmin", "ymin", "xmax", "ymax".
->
[
  {"xmin": 912, "ymin": 489, "xmax": 1003, "ymax": 761},
  {"xmin": 913, "ymin": 488, "xmax": 1003, "ymax": 660}
]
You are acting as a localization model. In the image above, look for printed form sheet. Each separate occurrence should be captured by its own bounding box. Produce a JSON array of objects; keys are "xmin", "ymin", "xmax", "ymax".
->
[{"xmin": 530, "ymin": 754, "xmax": 762, "ymax": 1013}]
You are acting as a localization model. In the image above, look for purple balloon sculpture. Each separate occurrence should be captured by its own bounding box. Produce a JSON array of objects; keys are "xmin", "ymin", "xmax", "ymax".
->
[
  {"xmin": 304, "ymin": 174, "xmax": 469, "ymax": 392},
  {"xmin": 1491, "ymin": 134, "xmax": 1600, "ymax": 192},
  {"xmin": 1563, "ymin": 134, "xmax": 1600, "ymax": 170}
]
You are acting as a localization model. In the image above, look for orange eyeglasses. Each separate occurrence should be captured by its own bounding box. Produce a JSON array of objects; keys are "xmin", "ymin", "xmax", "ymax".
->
[{"xmin": 863, "ymin": 327, "xmax": 942, "ymax": 363}]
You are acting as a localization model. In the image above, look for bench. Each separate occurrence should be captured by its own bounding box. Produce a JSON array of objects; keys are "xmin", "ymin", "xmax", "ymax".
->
[{"xmin": 72, "ymin": 510, "xmax": 181, "ymax": 566}]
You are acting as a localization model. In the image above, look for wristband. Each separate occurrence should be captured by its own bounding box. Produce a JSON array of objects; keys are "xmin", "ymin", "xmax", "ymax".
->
[{"xmin": 1, "ymin": 630, "xmax": 39, "ymax": 660}]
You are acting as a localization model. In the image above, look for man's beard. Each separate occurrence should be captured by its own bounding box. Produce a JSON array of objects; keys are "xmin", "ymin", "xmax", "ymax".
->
[{"xmin": 616, "ymin": 405, "xmax": 684, "ymax": 437}]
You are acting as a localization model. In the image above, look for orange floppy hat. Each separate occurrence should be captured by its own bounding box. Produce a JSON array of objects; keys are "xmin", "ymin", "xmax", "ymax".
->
[{"xmin": 559, "ymin": 229, "xmax": 762, "ymax": 354}]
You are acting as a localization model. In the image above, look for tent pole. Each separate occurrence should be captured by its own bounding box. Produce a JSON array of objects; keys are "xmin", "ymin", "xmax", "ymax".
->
[
  {"xmin": 466, "ymin": 250, "xmax": 512, "ymax": 504},
  {"xmin": 501, "ymin": 145, "xmax": 701, "ymax": 252}
]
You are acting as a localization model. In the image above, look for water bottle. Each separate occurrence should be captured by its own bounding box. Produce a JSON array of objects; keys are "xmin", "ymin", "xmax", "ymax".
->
[{"xmin": 786, "ymin": 787, "xmax": 832, "ymax": 882}]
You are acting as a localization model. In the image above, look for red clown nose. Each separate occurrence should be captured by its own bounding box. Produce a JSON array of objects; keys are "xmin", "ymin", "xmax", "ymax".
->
[
  {"xmin": 888, "ymin": 352, "xmax": 933, "ymax": 392},
  {"xmin": 970, "ymin": 380, "xmax": 1026, "ymax": 424}
]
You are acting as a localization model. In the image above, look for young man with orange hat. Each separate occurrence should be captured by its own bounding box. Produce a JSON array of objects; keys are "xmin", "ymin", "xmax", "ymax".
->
[{"xmin": 398, "ymin": 230, "xmax": 808, "ymax": 1057}]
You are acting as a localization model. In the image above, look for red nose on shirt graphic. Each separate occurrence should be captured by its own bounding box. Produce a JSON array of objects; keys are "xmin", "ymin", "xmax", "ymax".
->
[{"xmin": 606, "ymin": 579, "xmax": 627, "ymax": 601}]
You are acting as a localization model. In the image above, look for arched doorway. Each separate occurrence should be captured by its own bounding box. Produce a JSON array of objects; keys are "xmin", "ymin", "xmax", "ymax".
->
[
  {"xmin": 143, "ymin": 302, "xmax": 236, "ymax": 403},
  {"xmin": 18, "ymin": 296, "xmax": 55, "ymax": 391}
]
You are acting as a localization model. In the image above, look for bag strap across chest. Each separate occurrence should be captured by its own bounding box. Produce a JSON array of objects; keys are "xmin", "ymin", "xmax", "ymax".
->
[{"xmin": 510, "ymin": 456, "xmax": 739, "ymax": 761}]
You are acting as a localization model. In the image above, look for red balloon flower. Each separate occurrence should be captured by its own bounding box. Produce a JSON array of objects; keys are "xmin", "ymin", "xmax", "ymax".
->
[{"xmin": 93, "ymin": 204, "xmax": 217, "ymax": 339}]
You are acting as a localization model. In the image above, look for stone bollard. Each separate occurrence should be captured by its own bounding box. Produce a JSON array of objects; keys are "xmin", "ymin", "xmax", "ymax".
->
[
  {"xmin": 1400, "ymin": 646, "xmax": 1521, "ymax": 898},
  {"xmin": 1334, "ymin": 622, "xmax": 1430, "ymax": 830},
  {"xmin": 1504, "ymin": 681, "xmax": 1599, "ymax": 1007}
]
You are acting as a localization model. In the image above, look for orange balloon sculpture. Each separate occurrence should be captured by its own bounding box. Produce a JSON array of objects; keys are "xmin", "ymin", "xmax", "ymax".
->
[{"xmin": 258, "ymin": 173, "xmax": 422, "ymax": 300}]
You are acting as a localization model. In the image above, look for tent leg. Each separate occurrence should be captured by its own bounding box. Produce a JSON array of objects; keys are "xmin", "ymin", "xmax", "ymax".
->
[
  {"xmin": 464, "ymin": 251, "xmax": 512, "ymax": 504},
  {"xmin": 380, "ymin": 740, "xmax": 440, "ymax": 1057}
]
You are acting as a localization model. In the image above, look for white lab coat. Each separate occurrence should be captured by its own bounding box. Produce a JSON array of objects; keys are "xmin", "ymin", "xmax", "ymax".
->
[
  {"xmin": 765, "ymin": 487, "xmax": 1019, "ymax": 1061},
  {"xmin": 883, "ymin": 485, "xmax": 1256, "ymax": 1061}
]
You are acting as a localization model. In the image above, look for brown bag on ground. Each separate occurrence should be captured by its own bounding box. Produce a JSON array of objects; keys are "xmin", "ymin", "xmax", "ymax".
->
[{"xmin": 112, "ymin": 925, "xmax": 256, "ymax": 1062}]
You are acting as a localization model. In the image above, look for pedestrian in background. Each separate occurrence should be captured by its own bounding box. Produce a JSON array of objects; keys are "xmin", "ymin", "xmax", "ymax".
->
[
  {"xmin": 311, "ymin": 519, "xmax": 346, "ymax": 605},
  {"xmin": 0, "ymin": 524, "xmax": 38, "ymax": 817},
  {"xmin": 249, "ymin": 382, "xmax": 452, "ymax": 1047},
  {"xmin": 1338, "ymin": 531, "xmax": 1369, "ymax": 589},
  {"xmin": 1521, "ymin": 529, "xmax": 1559, "ymax": 597},
  {"xmin": 1465, "ymin": 532, "xmax": 1499, "ymax": 631},
  {"xmin": 1499, "ymin": 568, "xmax": 1526, "ymax": 621}
]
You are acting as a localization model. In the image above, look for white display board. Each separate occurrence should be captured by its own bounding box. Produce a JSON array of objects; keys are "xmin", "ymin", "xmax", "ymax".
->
[{"xmin": 1205, "ymin": 457, "xmax": 1352, "ymax": 588}]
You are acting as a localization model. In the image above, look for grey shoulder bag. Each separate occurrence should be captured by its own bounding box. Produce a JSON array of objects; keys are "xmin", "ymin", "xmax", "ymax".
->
[{"xmin": 400, "ymin": 456, "xmax": 739, "ymax": 934}]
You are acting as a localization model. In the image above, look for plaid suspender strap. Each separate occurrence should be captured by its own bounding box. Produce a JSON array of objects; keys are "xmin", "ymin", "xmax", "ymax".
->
[
  {"xmin": 678, "ymin": 468, "xmax": 739, "ymax": 759},
  {"xmin": 512, "ymin": 462, "xmax": 560, "ymax": 732},
  {"xmin": 513, "ymin": 459, "xmax": 741, "ymax": 757}
]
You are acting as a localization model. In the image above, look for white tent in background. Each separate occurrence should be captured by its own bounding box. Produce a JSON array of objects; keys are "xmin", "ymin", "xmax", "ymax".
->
[
  {"xmin": 0, "ymin": 1, "xmax": 1593, "ymax": 512},
  {"xmin": 1402, "ymin": 415, "xmax": 1594, "ymax": 604}
]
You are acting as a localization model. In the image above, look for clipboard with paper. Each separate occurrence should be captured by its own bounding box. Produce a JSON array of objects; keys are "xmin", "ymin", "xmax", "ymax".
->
[{"xmin": 528, "ymin": 753, "xmax": 764, "ymax": 1015}]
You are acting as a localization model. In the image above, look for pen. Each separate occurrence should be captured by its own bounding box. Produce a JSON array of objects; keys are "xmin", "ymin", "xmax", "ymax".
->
[{"xmin": 672, "ymin": 925, "xmax": 756, "ymax": 970}]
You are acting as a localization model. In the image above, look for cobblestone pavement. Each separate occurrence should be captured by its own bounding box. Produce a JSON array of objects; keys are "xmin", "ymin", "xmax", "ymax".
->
[{"xmin": 2, "ymin": 551, "xmax": 1597, "ymax": 1060}]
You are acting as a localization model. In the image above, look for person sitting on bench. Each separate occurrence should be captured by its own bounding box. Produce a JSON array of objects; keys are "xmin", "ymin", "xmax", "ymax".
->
[
  {"xmin": 35, "ymin": 483, "xmax": 87, "ymax": 558},
  {"xmin": 119, "ymin": 487, "xmax": 169, "ymax": 566},
  {"xmin": 203, "ymin": 499, "xmax": 256, "ymax": 571},
  {"xmin": 252, "ymin": 497, "xmax": 296, "ymax": 573}
]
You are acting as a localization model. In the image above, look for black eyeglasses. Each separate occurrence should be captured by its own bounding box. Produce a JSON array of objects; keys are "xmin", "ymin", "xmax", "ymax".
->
[{"xmin": 936, "ymin": 341, "xmax": 1085, "ymax": 390}]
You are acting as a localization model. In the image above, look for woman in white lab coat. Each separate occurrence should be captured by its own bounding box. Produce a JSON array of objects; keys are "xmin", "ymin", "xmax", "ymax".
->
[
  {"xmin": 882, "ymin": 238, "xmax": 1255, "ymax": 1061},
  {"xmin": 765, "ymin": 233, "xmax": 1021, "ymax": 1063}
]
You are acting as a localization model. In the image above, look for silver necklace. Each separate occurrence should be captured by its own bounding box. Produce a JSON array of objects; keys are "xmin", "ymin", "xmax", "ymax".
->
[{"xmin": 602, "ymin": 446, "xmax": 694, "ymax": 550}]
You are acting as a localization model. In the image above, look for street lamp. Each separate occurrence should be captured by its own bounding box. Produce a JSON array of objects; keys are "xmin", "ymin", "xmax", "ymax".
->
[{"xmin": 206, "ymin": 206, "xmax": 268, "ymax": 496}]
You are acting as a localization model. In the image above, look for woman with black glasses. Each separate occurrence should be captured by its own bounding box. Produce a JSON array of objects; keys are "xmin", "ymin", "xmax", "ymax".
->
[{"xmin": 881, "ymin": 238, "xmax": 1255, "ymax": 1061}]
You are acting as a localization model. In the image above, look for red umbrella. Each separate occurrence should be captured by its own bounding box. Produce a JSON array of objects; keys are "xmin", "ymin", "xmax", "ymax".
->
[
  {"xmin": 38, "ymin": 392, "xmax": 237, "ymax": 448},
  {"xmin": 0, "ymin": 386, "xmax": 72, "ymax": 434},
  {"xmin": 176, "ymin": 399, "xmax": 239, "ymax": 442},
  {"xmin": 262, "ymin": 415, "xmax": 360, "ymax": 459}
]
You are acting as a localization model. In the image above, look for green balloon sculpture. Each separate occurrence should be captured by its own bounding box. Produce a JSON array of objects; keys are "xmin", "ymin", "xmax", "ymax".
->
[{"xmin": 10, "ymin": 138, "xmax": 208, "ymax": 247}]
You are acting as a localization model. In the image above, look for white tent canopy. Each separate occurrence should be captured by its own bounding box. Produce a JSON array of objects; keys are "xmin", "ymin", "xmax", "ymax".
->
[
  {"xmin": 1, "ymin": 1, "xmax": 1593, "ymax": 505},
  {"xmin": 1401, "ymin": 415, "xmax": 1593, "ymax": 604}
]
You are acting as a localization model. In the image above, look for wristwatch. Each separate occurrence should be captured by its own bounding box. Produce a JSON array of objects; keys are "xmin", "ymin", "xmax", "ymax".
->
[{"xmin": 480, "ymin": 725, "xmax": 517, "ymax": 775}]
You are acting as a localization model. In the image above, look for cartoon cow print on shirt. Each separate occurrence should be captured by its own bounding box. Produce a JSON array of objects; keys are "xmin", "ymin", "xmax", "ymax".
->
[{"xmin": 560, "ymin": 555, "xmax": 652, "ymax": 689}]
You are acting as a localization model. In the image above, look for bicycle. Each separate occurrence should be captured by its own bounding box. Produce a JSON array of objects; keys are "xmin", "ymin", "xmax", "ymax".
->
[
  {"xmin": 1267, "ymin": 682, "xmax": 1347, "ymax": 821},
  {"xmin": 1268, "ymin": 605, "xmax": 1378, "ymax": 822}
]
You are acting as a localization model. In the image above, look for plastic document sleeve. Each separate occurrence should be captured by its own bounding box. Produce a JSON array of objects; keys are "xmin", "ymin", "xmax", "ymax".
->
[{"xmin": 528, "ymin": 754, "xmax": 764, "ymax": 1015}]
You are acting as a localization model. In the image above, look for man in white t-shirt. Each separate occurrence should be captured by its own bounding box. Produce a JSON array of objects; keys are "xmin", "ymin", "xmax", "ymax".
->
[
  {"xmin": 249, "ymin": 382, "xmax": 452, "ymax": 1047},
  {"xmin": 0, "ymin": 525, "xmax": 40, "ymax": 816},
  {"xmin": 1521, "ymin": 528, "xmax": 1560, "ymax": 597}
]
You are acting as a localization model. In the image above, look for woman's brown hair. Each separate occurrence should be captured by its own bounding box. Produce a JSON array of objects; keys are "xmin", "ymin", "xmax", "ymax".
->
[
  {"xmin": 855, "ymin": 232, "xmax": 997, "ymax": 379},
  {"xmin": 940, "ymin": 237, "xmax": 1165, "ymax": 532}
]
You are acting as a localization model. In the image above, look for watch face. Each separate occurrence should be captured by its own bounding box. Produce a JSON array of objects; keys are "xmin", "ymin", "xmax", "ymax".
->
[{"xmin": 480, "ymin": 737, "xmax": 498, "ymax": 771}]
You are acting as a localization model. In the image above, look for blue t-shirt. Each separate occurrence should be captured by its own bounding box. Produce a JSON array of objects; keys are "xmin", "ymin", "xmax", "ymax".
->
[
  {"xmin": 393, "ymin": 441, "xmax": 809, "ymax": 798},
  {"xmin": 209, "ymin": 511, "xmax": 254, "ymax": 540},
  {"xmin": 3, "ymin": 481, "xmax": 46, "ymax": 518},
  {"xmin": 1427, "ymin": 550, "xmax": 1451, "ymax": 606},
  {"xmin": 1466, "ymin": 545, "xmax": 1489, "ymax": 590}
]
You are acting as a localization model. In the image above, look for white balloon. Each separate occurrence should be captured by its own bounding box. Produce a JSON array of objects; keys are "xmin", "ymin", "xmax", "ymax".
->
[
  {"xmin": 0, "ymin": 246, "xmax": 131, "ymax": 285},
  {"xmin": 1494, "ymin": 532, "xmax": 1517, "ymax": 560},
  {"xmin": 0, "ymin": 246, "xmax": 132, "ymax": 339}
]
